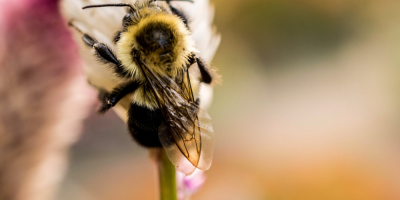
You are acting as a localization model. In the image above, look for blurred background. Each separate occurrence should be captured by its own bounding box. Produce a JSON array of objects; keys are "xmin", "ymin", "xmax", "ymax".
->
[{"xmin": 58, "ymin": 0, "xmax": 400, "ymax": 199}]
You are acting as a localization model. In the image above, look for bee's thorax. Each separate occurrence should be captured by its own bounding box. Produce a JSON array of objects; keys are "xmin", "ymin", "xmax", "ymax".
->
[{"xmin": 115, "ymin": 8, "xmax": 197, "ymax": 84}]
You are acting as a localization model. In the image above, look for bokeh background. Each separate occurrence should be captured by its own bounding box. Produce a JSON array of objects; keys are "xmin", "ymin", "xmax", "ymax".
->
[{"xmin": 58, "ymin": 0, "xmax": 400, "ymax": 199}]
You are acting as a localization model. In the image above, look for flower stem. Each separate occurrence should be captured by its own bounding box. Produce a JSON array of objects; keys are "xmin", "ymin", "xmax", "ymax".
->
[{"xmin": 155, "ymin": 149, "xmax": 177, "ymax": 200}]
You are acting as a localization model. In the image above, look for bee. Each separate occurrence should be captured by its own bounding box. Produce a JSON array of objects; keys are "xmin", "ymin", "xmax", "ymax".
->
[{"xmin": 69, "ymin": 0, "xmax": 216, "ymax": 175}]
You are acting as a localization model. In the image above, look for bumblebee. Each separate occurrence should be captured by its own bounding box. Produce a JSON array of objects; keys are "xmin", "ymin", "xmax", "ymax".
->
[{"xmin": 69, "ymin": 0, "xmax": 216, "ymax": 174}]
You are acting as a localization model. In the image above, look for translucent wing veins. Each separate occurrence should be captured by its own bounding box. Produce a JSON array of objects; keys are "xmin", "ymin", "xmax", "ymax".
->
[{"xmin": 135, "ymin": 58, "xmax": 214, "ymax": 174}]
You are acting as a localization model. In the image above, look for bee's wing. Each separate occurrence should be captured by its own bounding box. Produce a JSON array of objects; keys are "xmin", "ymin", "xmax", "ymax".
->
[
  {"xmin": 158, "ymin": 102, "xmax": 214, "ymax": 175},
  {"xmin": 140, "ymin": 61, "xmax": 214, "ymax": 175}
]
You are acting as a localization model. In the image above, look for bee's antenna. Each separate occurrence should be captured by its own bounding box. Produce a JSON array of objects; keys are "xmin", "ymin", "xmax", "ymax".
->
[
  {"xmin": 150, "ymin": 0, "xmax": 194, "ymax": 3},
  {"xmin": 68, "ymin": 20, "xmax": 84, "ymax": 34},
  {"xmin": 82, "ymin": 3, "xmax": 135, "ymax": 12}
]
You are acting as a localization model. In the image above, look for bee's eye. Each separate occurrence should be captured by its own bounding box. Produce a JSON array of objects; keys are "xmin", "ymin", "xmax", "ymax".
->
[{"xmin": 122, "ymin": 13, "xmax": 133, "ymax": 28}]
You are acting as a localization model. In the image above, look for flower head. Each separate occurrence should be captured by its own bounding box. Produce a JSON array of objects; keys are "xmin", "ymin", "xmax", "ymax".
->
[
  {"xmin": 177, "ymin": 169, "xmax": 207, "ymax": 200},
  {"xmin": 0, "ymin": 0, "xmax": 95, "ymax": 199}
]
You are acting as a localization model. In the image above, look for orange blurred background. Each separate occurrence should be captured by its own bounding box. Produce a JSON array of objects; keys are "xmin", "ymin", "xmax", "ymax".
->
[{"xmin": 58, "ymin": 0, "xmax": 400, "ymax": 199}]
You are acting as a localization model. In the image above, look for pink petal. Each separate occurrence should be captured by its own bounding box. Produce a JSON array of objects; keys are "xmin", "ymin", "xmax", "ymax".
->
[{"xmin": 0, "ymin": 0, "xmax": 95, "ymax": 199}]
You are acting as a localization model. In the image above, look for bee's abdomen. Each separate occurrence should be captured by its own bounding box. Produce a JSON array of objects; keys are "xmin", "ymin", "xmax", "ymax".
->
[
  {"xmin": 131, "ymin": 85, "xmax": 159, "ymax": 110},
  {"xmin": 127, "ymin": 103, "xmax": 163, "ymax": 147}
]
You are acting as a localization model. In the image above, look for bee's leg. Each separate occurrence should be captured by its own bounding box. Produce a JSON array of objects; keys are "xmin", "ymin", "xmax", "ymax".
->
[
  {"xmin": 166, "ymin": 0, "xmax": 189, "ymax": 28},
  {"xmin": 68, "ymin": 21, "xmax": 129, "ymax": 77},
  {"xmin": 187, "ymin": 54, "xmax": 213, "ymax": 84},
  {"xmin": 113, "ymin": 31, "xmax": 123, "ymax": 44},
  {"xmin": 85, "ymin": 36, "xmax": 131, "ymax": 78},
  {"xmin": 98, "ymin": 88, "xmax": 109, "ymax": 102},
  {"xmin": 195, "ymin": 98, "xmax": 200, "ymax": 105},
  {"xmin": 195, "ymin": 57, "xmax": 212, "ymax": 84},
  {"xmin": 98, "ymin": 81, "xmax": 140, "ymax": 113}
]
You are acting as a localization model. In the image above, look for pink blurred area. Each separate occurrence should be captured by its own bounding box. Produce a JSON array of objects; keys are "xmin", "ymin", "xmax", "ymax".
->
[
  {"xmin": 56, "ymin": 0, "xmax": 400, "ymax": 200},
  {"xmin": 0, "ymin": 0, "xmax": 96, "ymax": 199}
]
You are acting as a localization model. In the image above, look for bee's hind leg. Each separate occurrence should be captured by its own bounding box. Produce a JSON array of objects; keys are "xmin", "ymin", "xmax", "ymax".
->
[
  {"xmin": 187, "ymin": 54, "xmax": 213, "ymax": 84},
  {"xmin": 98, "ymin": 81, "xmax": 140, "ymax": 114},
  {"xmin": 195, "ymin": 57, "xmax": 212, "ymax": 84},
  {"xmin": 68, "ymin": 21, "xmax": 129, "ymax": 78}
]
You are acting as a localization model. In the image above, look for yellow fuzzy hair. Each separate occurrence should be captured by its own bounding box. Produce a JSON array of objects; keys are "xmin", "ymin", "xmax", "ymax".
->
[
  {"xmin": 115, "ymin": 6, "xmax": 199, "ymax": 109},
  {"xmin": 116, "ymin": 14, "xmax": 197, "ymax": 81}
]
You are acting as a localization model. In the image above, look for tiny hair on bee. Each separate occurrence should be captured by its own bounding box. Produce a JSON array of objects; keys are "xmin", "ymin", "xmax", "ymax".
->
[{"xmin": 69, "ymin": 0, "xmax": 217, "ymax": 175}]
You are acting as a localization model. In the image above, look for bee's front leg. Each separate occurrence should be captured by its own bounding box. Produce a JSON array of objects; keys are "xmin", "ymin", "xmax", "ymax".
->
[
  {"xmin": 98, "ymin": 81, "xmax": 140, "ymax": 114},
  {"xmin": 68, "ymin": 20, "xmax": 130, "ymax": 78}
]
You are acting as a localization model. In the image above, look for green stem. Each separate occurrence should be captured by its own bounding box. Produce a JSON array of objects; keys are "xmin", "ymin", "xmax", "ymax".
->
[{"xmin": 157, "ymin": 149, "xmax": 177, "ymax": 200}]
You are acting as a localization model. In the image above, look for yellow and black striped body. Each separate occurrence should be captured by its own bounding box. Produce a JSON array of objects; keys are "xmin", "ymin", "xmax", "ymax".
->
[
  {"xmin": 115, "ymin": 2, "xmax": 199, "ymax": 111},
  {"xmin": 70, "ymin": 0, "xmax": 213, "ymax": 148},
  {"xmin": 69, "ymin": 0, "xmax": 217, "ymax": 173},
  {"xmin": 108, "ymin": 1, "xmax": 200, "ymax": 147}
]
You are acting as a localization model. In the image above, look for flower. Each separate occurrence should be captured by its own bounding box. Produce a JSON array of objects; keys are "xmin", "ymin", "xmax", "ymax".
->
[
  {"xmin": 61, "ymin": 0, "xmax": 220, "ymax": 197},
  {"xmin": 61, "ymin": 0, "xmax": 220, "ymax": 115},
  {"xmin": 177, "ymin": 170, "xmax": 207, "ymax": 200}
]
